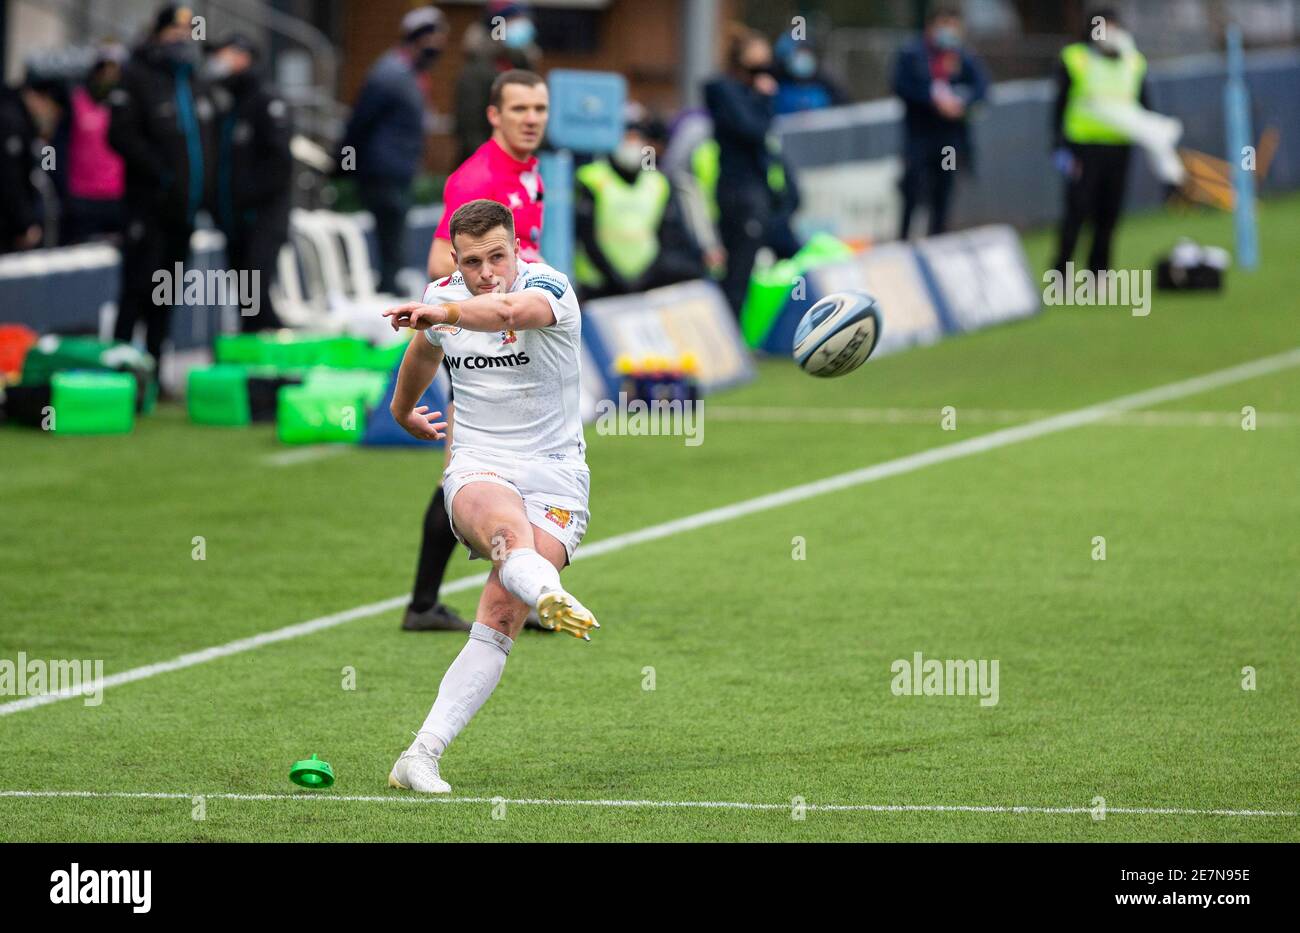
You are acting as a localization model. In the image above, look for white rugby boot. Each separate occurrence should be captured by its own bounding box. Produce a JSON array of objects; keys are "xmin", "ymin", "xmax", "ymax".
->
[
  {"xmin": 536, "ymin": 589, "xmax": 600, "ymax": 641},
  {"xmin": 388, "ymin": 740, "xmax": 451, "ymax": 794}
]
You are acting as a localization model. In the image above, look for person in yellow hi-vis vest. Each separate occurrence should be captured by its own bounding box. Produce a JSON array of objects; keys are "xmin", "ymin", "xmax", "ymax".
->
[
  {"xmin": 574, "ymin": 110, "xmax": 706, "ymax": 301},
  {"xmin": 1051, "ymin": 7, "xmax": 1152, "ymax": 276}
]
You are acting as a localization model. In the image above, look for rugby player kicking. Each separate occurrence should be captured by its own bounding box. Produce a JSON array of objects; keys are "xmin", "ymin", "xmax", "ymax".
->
[
  {"xmin": 401, "ymin": 69, "xmax": 549, "ymax": 633},
  {"xmin": 382, "ymin": 198, "xmax": 598, "ymax": 794}
]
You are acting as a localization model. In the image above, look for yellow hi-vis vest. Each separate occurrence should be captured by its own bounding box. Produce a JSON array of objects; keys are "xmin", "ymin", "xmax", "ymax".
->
[
  {"xmin": 573, "ymin": 159, "xmax": 671, "ymax": 288},
  {"xmin": 1061, "ymin": 42, "xmax": 1147, "ymax": 145}
]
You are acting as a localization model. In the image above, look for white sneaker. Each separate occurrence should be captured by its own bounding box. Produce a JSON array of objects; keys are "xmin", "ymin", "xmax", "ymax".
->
[
  {"xmin": 388, "ymin": 741, "xmax": 451, "ymax": 794},
  {"xmin": 536, "ymin": 589, "xmax": 600, "ymax": 641}
]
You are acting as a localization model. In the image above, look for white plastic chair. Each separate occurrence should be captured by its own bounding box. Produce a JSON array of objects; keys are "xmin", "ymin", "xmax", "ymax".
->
[{"xmin": 293, "ymin": 210, "xmax": 399, "ymax": 342}]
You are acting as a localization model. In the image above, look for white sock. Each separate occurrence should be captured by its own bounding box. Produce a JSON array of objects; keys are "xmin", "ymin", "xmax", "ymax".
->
[
  {"xmin": 415, "ymin": 622, "xmax": 513, "ymax": 756},
  {"xmin": 498, "ymin": 547, "xmax": 562, "ymax": 607}
]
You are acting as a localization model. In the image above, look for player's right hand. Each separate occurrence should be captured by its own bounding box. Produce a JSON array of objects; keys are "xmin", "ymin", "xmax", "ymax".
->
[
  {"xmin": 392, "ymin": 405, "xmax": 447, "ymax": 441},
  {"xmin": 383, "ymin": 302, "xmax": 438, "ymax": 331}
]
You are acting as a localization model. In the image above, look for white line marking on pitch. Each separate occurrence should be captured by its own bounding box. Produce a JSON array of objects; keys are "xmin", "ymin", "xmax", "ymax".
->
[
  {"xmin": 0, "ymin": 790, "xmax": 1293, "ymax": 818},
  {"xmin": 4, "ymin": 347, "xmax": 1298, "ymax": 717},
  {"xmin": 265, "ymin": 445, "xmax": 351, "ymax": 467},
  {"xmin": 709, "ymin": 406, "xmax": 1300, "ymax": 428}
]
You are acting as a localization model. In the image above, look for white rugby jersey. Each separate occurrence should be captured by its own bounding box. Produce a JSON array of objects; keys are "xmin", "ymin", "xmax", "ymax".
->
[{"xmin": 421, "ymin": 261, "xmax": 586, "ymax": 460}]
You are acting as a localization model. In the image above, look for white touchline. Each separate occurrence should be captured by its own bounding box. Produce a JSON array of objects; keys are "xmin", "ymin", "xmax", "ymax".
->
[
  {"xmin": 4, "ymin": 346, "xmax": 1298, "ymax": 718},
  {"xmin": 709, "ymin": 406, "xmax": 1300, "ymax": 428},
  {"xmin": 0, "ymin": 790, "xmax": 1294, "ymax": 818}
]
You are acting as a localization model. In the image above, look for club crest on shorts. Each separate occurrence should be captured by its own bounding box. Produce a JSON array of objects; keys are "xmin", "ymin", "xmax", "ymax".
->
[
  {"xmin": 500, "ymin": 329, "xmax": 517, "ymax": 345},
  {"xmin": 544, "ymin": 506, "xmax": 572, "ymax": 529}
]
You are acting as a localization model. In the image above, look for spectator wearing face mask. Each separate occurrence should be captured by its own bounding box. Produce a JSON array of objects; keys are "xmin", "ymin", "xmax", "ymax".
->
[
  {"xmin": 573, "ymin": 106, "xmax": 706, "ymax": 301},
  {"xmin": 892, "ymin": 4, "xmax": 989, "ymax": 239},
  {"xmin": 454, "ymin": 1, "xmax": 541, "ymax": 166},
  {"xmin": 772, "ymin": 33, "xmax": 847, "ymax": 116},
  {"xmin": 207, "ymin": 34, "xmax": 292, "ymax": 332},
  {"xmin": 108, "ymin": 3, "xmax": 216, "ymax": 377},
  {"xmin": 63, "ymin": 43, "xmax": 127, "ymax": 244},
  {"xmin": 1050, "ymin": 7, "xmax": 1150, "ymax": 276},
  {"xmin": 341, "ymin": 5, "xmax": 449, "ymax": 294},
  {"xmin": 703, "ymin": 26, "xmax": 799, "ymax": 318}
]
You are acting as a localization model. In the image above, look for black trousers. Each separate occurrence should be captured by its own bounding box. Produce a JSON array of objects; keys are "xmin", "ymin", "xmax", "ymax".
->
[
  {"xmin": 114, "ymin": 211, "xmax": 193, "ymax": 369},
  {"xmin": 223, "ymin": 217, "xmax": 287, "ymax": 332},
  {"xmin": 63, "ymin": 197, "xmax": 122, "ymax": 245},
  {"xmin": 410, "ymin": 370, "xmax": 460, "ymax": 612},
  {"xmin": 1053, "ymin": 143, "xmax": 1132, "ymax": 274},
  {"xmin": 899, "ymin": 139, "xmax": 958, "ymax": 239},
  {"xmin": 357, "ymin": 178, "xmax": 411, "ymax": 295},
  {"xmin": 409, "ymin": 484, "xmax": 458, "ymax": 612},
  {"xmin": 716, "ymin": 181, "xmax": 772, "ymax": 318}
]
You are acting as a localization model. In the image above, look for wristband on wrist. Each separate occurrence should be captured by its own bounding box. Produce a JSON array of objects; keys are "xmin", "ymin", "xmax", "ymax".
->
[{"xmin": 442, "ymin": 302, "xmax": 461, "ymax": 326}]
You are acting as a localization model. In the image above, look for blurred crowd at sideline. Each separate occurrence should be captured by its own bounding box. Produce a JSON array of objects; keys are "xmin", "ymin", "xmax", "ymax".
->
[
  {"xmin": 2, "ymin": 1, "xmax": 1170, "ymax": 372},
  {"xmin": 1, "ymin": 3, "xmax": 293, "ymax": 368}
]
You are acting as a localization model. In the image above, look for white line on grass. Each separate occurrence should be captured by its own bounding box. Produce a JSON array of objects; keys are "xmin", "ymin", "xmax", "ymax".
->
[
  {"xmin": 4, "ymin": 347, "xmax": 1299, "ymax": 718},
  {"xmin": 265, "ymin": 445, "xmax": 352, "ymax": 467},
  {"xmin": 0, "ymin": 790, "xmax": 1293, "ymax": 818},
  {"xmin": 709, "ymin": 406, "xmax": 1300, "ymax": 428}
]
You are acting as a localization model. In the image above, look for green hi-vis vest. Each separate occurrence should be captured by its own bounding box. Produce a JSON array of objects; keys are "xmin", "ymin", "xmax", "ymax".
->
[
  {"xmin": 573, "ymin": 159, "xmax": 671, "ymax": 288},
  {"xmin": 1061, "ymin": 42, "xmax": 1147, "ymax": 145},
  {"xmin": 692, "ymin": 140, "xmax": 721, "ymax": 224},
  {"xmin": 690, "ymin": 138, "xmax": 787, "ymax": 225}
]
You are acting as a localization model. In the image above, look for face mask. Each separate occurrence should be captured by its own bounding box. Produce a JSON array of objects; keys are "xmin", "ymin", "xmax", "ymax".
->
[
  {"xmin": 612, "ymin": 141, "xmax": 643, "ymax": 173},
  {"xmin": 203, "ymin": 59, "xmax": 233, "ymax": 81},
  {"xmin": 1095, "ymin": 23, "xmax": 1133, "ymax": 53},
  {"xmin": 161, "ymin": 39, "xmax": 199, "ymax": 68},
  {"xmin": 89, "ymin": 79, "xmax": 115, "ymax": 102},
  {"xmin": 415, "ymin": 46, "xmax": 441, "ymax": 70},
  {"xmin": 932, "ymin": 26, "xmax": 961, "ymax": 50},
  {"xmin": 504, "ymin": 18, "xmax": 535, "ymax": 50},
  {"xmin": 1109, "ymin": 27, "xmax": 1135, "ymax": 54},
  {"xmin": 789, "ymin": 50, "xmax": 816, "ymax": 79}
]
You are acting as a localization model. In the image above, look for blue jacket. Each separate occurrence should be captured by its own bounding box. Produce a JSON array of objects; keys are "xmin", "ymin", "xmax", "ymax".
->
[
  {"xmin": 342, "ymin": 50, "xmax": 425, "ymax": 184},
  {"xmin": 891, "ymin": 38, "xmax": 989, "ymax": 152},
  {"xmin": 774, "ymin": 78, "xmax": 843, "ymax": 116}
]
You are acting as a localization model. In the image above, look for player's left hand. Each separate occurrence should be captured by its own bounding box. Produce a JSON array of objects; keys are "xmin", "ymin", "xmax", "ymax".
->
[
  {"xmin": 393, "ymin": 405, "xmax": 448, "ymax": 441},
  {"xmin": 383, "ymin": 302, "xmax": 441, "ymax": 331}
]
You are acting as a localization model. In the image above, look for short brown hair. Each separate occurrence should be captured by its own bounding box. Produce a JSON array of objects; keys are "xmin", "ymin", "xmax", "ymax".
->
[
  {"xmin": 448, "ymin": 198, "xmax": 515, "ymax": 247},
  {"xmin": 489, "ymin": 69, "xmax": 545, "ymax": 109}
]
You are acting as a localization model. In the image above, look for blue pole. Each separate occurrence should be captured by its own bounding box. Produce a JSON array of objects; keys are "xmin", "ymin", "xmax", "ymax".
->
[
  {"xmin": 538, "ymin": 149, "xmax": 575, "ymax": 280},
  {"xmin": 1224, "ymin": 24, "xmax": 1259, "ymax": 270}
]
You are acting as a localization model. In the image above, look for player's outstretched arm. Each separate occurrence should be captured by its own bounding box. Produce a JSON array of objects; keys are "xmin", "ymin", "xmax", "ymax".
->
[
  {"xmin": 389, "ymin": 336, "xmax": 448, "ymax": 442},
  {"xmin": 383, "ymin": 290, "xmax": 556, "ymax": 335}
]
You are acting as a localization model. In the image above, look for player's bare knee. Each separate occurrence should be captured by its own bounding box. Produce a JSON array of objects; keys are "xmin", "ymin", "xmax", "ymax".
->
[
  {"xmin": 488, "ymin": 523, "xmax": 534, "ymax": 562},
  {"xmin": 488, "ymin": 524, "xmax": 517, "ymax": 559}
]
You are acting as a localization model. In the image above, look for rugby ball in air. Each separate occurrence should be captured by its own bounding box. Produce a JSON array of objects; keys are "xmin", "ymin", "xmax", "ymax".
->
[{"xmin": 792, "ymin": 291, "xmax": 882, "ymax": 377}]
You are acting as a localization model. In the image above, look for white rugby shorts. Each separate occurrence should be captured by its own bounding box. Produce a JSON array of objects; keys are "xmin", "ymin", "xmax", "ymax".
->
[{"xmin": 442, "ymin": 446, "xmax": 591, "ymax": 563}]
